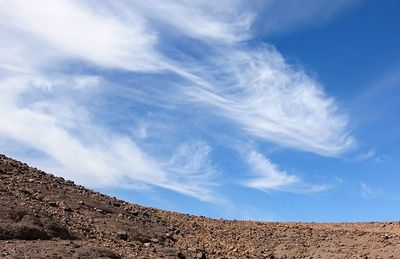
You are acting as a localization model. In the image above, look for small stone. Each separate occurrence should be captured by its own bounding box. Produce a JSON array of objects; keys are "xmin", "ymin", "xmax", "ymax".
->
[
  {"xmin": 384, "ymin": 234, "xmax": 390, "ymax": 240},
  {"xmin": 130, "ymin": 240, "xmax": 142, "ymax": 246},
  {"xmin": 177, "ymin": 252, "xmax": 186, "ymax": 259},
  {"xmin": 150, "ymin": 238, "xmax": 159, "ymax": 243},
  {"xmin": 196, "ymin": 252, "xmax": 206, "ymax": 259},
  {"xmin": 59, "ymin": 201, "xmax": 72, "ymax": 212},
  {"xmin": 19, "ymin": 188, "xmax": 31, "ymax": 195},
  {"xmin": 49, "ymin": 201, "xmax": 58, "ymax": 207},
  {"xmin": 116, "ymin": 231, "xmax": 128, "ymax": 240},
  {"xmin": 63, "ymin": 207, "xmax": 73, "ymax": 212},
  {"xmin": 78, "ymin": 200, "xmax": 84, "ymax": 205}
]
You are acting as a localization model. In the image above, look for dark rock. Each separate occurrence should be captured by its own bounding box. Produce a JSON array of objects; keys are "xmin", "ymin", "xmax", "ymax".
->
[
  {"xmin": 18, "ymin": 188, "xmax": 31, "ymax": 195},
  {"xmin": 116, "ymin": 231, "xmax": 128, "ymax": 240},
  {"xmin": 78, "ymin": 248, "xmax": 121, "ymax": 259},
  {"xmin": 49, "ymin": 201, "xmax": 58, "ymax": 207},
  {"xmin": 0, "ymin": 222, "xmax": 49, "ymax": 240}
]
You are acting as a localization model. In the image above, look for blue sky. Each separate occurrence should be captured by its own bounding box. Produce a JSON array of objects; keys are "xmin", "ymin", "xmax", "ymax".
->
[{"xmin": 1, "ymin": 0, "xmax": 400, "ymax": 222}]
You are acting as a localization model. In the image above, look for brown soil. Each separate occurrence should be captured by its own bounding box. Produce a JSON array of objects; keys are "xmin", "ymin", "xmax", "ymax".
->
[{"xmin": 1, "ymin": 154, "xmax": 399, "ymax": 258}]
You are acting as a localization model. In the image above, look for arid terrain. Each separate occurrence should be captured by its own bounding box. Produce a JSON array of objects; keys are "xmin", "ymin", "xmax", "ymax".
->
[{"xmin": 1, "ymin": 154, "xmax": 399, "ymax": 258}]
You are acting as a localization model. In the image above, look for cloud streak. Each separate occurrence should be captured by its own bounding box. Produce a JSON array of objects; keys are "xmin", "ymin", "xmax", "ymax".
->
[
  {"xmin": 252, "ymin": 0, "xmax": 361, "ymax": 36},
  {"xmin": 242, "ymin": 150, "xmax": 329, "ymax": 193},
  {"xmin": 183, "ymin": 46, "xmax": 354, "ymax": 156},
  {"xmin": 0, "ymin": 0, "xmax": 355, "ymax": 201},
  {"xmin": 0, "ymin": 0, "xmax": 166, "ymax": 72},
  {"xmin": 360, "ymin": 183, "xmax": 382, "ymax": 199},
  {"xmin": 127, "ymin": 0, "xmax": 254, "ymax": 43},
  {"xmin": 0, "ymin": 75, "xmax": 218, "ymax": 201}
]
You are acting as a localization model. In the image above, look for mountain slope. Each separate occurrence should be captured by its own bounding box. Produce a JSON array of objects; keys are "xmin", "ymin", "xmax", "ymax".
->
[{"xmin": 1, "ymin": 154, "xmax": 399, "ymax": 258}]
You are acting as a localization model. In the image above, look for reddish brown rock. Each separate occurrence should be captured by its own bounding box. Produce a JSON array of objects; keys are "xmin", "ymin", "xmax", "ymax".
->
[{"xmin": 1, "ymin": 154, "xmax": 400, "ymax": 258}]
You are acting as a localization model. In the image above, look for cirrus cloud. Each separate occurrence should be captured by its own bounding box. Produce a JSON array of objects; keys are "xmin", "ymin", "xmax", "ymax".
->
[{"xmin": 0, "ymin": 0, "xmax": 355, "ymax": 202}]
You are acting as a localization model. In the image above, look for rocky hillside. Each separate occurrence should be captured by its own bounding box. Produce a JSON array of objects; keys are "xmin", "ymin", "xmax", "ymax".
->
[{"xmin": 1, "ymin": 154, "xmax": 399, "ymax": 258}]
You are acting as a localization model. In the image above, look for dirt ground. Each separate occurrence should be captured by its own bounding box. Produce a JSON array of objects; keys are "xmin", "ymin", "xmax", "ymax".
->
[{"xmin": 1, "ymin": 154, "xmax": 399, "ymax": 258}]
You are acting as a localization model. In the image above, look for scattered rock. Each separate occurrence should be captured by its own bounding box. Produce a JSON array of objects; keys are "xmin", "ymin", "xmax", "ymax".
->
[
  {"xmin": 150, "ymin": 238, "xmax": 159, "ymax": 243},
  {"xmin": 59, "ymin": 201, "xmax": 72, "ymax": 212},
  {"xmin": 18, "ymin": 188, "xmax": 31, "ymax": 195},
  {"xmin": 49, "ymin": 201, "xmax": 58, "ymax": 207},
  {"xmin": 2, "ymin": 154, "xmax": 400, "ymax": 258},
  {"xmin": 116, "ymin": 231, "xmax": 128, "ymax": 240},
  {"xmin": 78, "ymin": 248, "xmax": 121, "ymax": 259}
]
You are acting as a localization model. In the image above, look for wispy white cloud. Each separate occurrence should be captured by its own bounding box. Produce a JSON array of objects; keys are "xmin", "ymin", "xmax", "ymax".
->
[
  {"xmin": 354, "ymin": 149, "xmax": 376, "ymax": 161},
  {"xmin": 1, "ymin": 0, "xmax": 354, "ymax": 157},
  {"xmin": 164, "ymin": 141, "xmax": 216, "ymax": 178},
  {"xmin": 0, "ymin": 0, "xmax": 221, "ymax": 201},
  {"xmin": 244, "ymin": 150, "xmax": 299, "ymax": 190},
  {"xmin": 183, "ymin": 47, "xmax": 355, "ymax": 156},
  {"xmin": 360, "ymin": 183, "xmax": 382, "ymax": 199},
  {"xmin": 252, "ymin": 0, "xmax": 361, "ymax": 36},
  {"xmin": 348, "ymin": 148, "xmax": 381, "ymax": 163},
  {"xmin": 242, "ymin": 150, "xmax": 329, "ymax": 193},
  {"xmin": 0, "ymin": 0, "xmax": 354, "ymax": 201},
  {"xmin": 127, "ymin": 0, "xmax": 254, "ymax": 43},
  {"xmin": 0, "ymin": 75, "xmax": 218, "ymax": 201},
  {"xmin": 0, "ymin": 0, "xmax": 166, "ymax": 72}
]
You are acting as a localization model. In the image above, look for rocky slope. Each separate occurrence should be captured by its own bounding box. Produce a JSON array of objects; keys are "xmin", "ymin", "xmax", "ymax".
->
[{"xmin": 1, "ymin": 154, "xmax": 400, "ymax": 258}]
